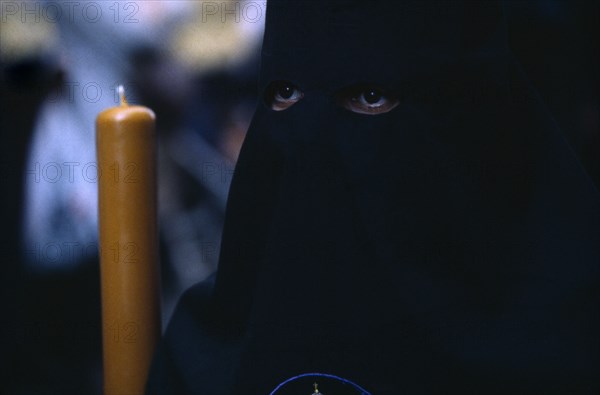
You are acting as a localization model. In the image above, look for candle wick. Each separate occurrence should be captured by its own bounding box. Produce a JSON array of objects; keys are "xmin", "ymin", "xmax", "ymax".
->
[{"xmin": 118, "ymin": 85, "xmax": 128, "ymax": 106}]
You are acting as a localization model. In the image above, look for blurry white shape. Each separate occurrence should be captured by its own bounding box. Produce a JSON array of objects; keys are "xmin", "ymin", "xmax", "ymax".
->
[
  {"xmin": 0, "ymin": 0, "xmax": 59, "ymax": 61},
  {"xmin": 171, "ymin": 0, "xmax": 266, "ymax": 72},
  {"xmin": 118, "ymin": 84, "xmax": 124, "ymax": 98}
]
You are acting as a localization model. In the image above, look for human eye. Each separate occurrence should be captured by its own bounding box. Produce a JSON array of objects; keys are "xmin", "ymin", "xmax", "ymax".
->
[
  {"xmin": 264, "ymin": 80, "xmax": 304, "ymax": 111},
  {"xmin": 335, "ymin": 84, "xmax": 400, "ymax": 115}
]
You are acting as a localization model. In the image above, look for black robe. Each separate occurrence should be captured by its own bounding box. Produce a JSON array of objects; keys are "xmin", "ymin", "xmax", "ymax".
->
[{"xmin": 147, "ymin": 1, "xmax": 599, "ymax": 393}]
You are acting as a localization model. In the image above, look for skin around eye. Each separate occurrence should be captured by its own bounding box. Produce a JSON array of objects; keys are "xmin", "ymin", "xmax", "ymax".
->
[
  {"xmin": 265, "ymin": 81, "xmax": 304, "ymax": 111},
  {"xmin": 336, "ymin": 85, "xmax": 400, "ymax": 115}
]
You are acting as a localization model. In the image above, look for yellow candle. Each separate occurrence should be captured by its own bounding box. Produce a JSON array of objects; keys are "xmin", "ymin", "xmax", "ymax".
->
[{"xmin": 96, "ymin": 86, "xmax": 161, "ymax": 395}]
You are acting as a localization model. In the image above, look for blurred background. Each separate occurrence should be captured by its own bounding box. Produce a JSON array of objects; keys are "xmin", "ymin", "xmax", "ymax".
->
[{"xmin": 0, "ymin": 0, "xmax": 597, "ymax": 393}]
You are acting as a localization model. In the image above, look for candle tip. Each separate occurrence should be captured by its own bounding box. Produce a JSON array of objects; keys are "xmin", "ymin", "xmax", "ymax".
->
[{"xmin": 118, "ymin": 85, "xmax": 128, "ymax": 106}]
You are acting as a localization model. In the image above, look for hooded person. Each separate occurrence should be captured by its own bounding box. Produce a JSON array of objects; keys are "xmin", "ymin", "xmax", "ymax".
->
[{"xmin": 146, "ymin": 1, "xmax": 599, "ymax": 394}]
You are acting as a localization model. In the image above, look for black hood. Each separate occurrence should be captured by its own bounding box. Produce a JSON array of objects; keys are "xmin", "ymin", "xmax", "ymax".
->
[{"xmin": 147, "ymin": 1, "xmax": 599, "ymax": 394}]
